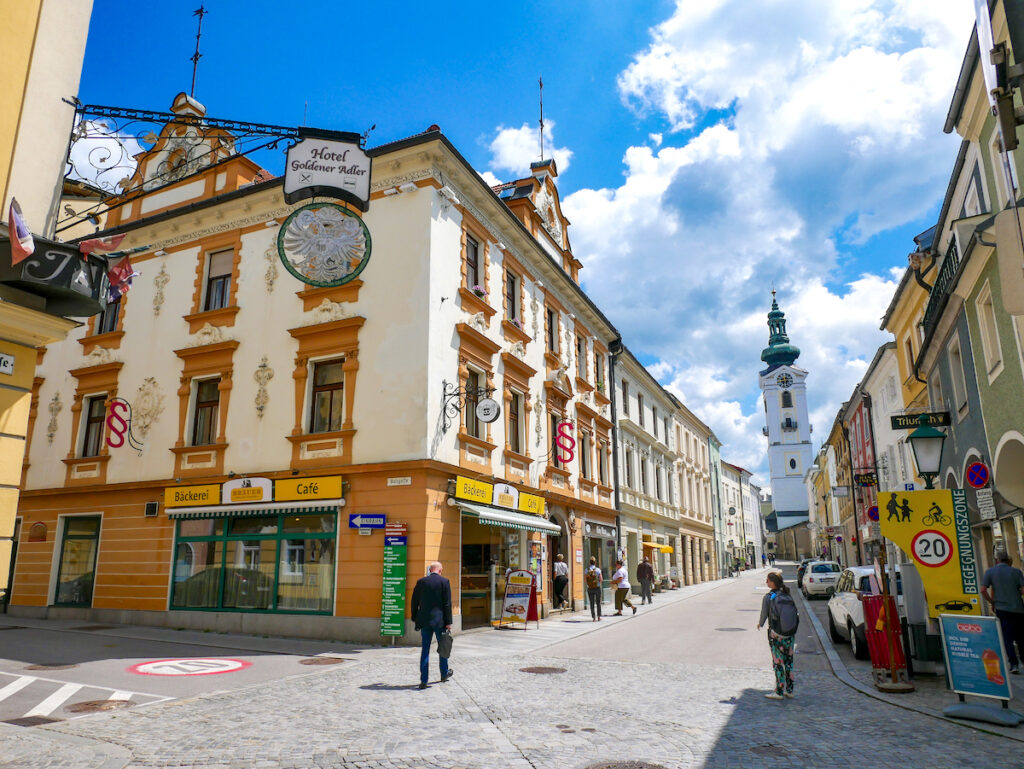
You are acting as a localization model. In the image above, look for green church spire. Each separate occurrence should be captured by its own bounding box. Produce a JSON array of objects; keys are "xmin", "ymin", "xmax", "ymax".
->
[{"xmin": 760, "ymin": 290, "xmax": 800, "ymax": 366}]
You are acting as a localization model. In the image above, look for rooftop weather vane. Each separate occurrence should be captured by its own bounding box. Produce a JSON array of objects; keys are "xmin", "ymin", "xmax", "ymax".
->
[
  {"xmin": 190, "ymin": 5, "xmax": 207, "ymax": 97},
  {"xmin": 538, "ymin": 75, "xmax": 544, "ymax": 162}
]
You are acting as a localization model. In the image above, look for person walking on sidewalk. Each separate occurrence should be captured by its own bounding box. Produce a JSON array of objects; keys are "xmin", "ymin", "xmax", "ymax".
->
[
  {"xmin": 637, "ymin": 555, "xmax": 655, "ymax": 605},
  {"xmin": 411, "ymin": 561, "xmax": 453, "ymax": 690},
  {"xmin": 611, "ymin": 559, "xmax": 637, "ymax": 616},
  {"xmin": 981, "ymin": 550, "xmax": 1024, "ymax": 674},
  {"xmin": 757, "ymin": 572, "xmax": 799, "ymax": 700},
  {"xmin": 585, "ymin": 557, "xmax": 603, "ymax": 621},
  {"xmin": 553, "ymin": 553, "xmax": 570, "ymax": 609},
  {"xmin": 761, "ymin": 553, "xmax": 767, "ymax": 568}
]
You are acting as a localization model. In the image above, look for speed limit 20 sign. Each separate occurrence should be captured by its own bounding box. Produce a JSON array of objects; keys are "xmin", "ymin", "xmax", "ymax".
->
[{"xmin": 911, "ymin": 529, "xmax": 954, "ymax": 568}]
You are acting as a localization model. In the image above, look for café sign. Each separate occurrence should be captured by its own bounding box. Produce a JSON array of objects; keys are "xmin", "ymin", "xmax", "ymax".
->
[{"xmin": 284, "ymin": 129, "xmax": 371, "ymax": 211}]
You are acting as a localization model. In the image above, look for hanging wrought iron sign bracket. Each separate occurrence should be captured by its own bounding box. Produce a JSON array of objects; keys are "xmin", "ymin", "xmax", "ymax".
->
[{"xmin": 441, "ymin": 379, "xmax": 497, "ymax": 434}]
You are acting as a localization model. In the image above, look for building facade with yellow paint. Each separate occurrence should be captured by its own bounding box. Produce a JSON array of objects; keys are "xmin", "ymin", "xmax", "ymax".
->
[{"xmin": 7, "ymin": 96, "xmax": 728, "ymax": 641}]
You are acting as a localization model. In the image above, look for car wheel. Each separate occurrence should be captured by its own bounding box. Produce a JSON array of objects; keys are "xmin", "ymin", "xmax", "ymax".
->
[
  {"xmin": 849, "ymin": 622, "xmax": 869, "ymax": 660},
  {"xmin": 828, "ymin": 611, "xmax": 845, "ymax": 644}
]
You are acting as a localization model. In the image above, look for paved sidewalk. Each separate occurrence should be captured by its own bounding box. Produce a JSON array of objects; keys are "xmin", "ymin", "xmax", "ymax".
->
[{"xmin": 797, "ymin": 576, "xmax": 1024, "ymax": 742}]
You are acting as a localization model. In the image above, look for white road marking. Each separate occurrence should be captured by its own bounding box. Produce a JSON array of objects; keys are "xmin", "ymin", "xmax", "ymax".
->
[
  {"xmin": 109, "ymin": 690, "xmax": 132, "ymax": 700},
  {"xmin": 24, "ymin": 683, "xmax": 82, "ymax": 717},
  {"xmin": 0, "ymin": 676, "xmax": 35, "ymax": 702}
]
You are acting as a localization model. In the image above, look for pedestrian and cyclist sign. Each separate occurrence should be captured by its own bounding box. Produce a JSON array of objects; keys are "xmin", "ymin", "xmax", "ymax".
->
[{"xmin": 879, "ymin": 489, "xmax": 980, "ymax": 617}]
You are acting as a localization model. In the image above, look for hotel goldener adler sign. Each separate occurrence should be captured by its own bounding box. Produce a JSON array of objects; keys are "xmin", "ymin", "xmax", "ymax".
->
[{"xmin": 284, "ymin": 128, "xmax": 371, "ymax": 211}]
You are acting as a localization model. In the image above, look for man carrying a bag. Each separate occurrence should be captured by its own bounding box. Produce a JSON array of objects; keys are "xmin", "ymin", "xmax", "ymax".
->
[{"xmin": 411, "ymin": 561, "xmax": 453, "ymax": 690}]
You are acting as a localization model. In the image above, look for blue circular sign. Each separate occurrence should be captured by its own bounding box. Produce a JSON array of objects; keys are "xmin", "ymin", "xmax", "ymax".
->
[
  {"xmin": 966, "ymin": 462, "xmax": 989, "ymax": 489},
  {"xmin": 867, "ymin": 505, "xmax": 879, "ymax": 522}
]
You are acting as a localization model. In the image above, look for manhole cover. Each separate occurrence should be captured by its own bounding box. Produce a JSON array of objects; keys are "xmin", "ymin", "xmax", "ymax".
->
[
  {"xmin": 2, "ymin": 716, "xmax": 63, "ymax": 727},
  {"xmin": 715, "ymin": 627, "xmax": 745, "ymax": 632},
  {"xmin": 520, "ymin": 666, "xmax": 566, "ymax": 674},
  {"xmin": 299, "ymin": 657, "xmax": 347, "ymax": 665},
  {"xmin": 73, "ymin": 625, "xmax": 117, "ymax": 631},
  {"xmin": 25, "ymin": 664, "xmax": 77, "ymax": 670},
  {"xmin": 582, "ymin": 763, "xmax": 669, "ymax": 769},
  {"xmin": 66, "ymin": 699, "xmax": 132, "ymax": 714},
  {"xmin": 750, "ymin": 745, "xmax": 792, "ymax": 758}
]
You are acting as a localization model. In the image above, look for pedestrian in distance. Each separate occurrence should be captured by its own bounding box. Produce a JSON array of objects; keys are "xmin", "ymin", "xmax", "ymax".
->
[
  {"xmin": 411, "ymin": 561, "xmax": 453, "ymax": 690},
  {"xmin": 553, "ymin": 553, "xmax": 570, "ymax": 609},
  {"xmin": 732, "ymin": 556, "xmax": 741, "ymax": 577},
  {"xmin": 757, "ymin": 571, "xmax": 800, "ymax": 699},
  {"xmin": 585, "ymin": 556, "xmax": 603, "ymax": 621},
  {"xmin": 761, "ymin": 553, "xmax": 768, "ymax": 568},
  {"xmin": 611, "ymin": 559, "xmax": 636, "ymax": 615},
  {"xmin": 637, "ymin": 555, "xmax": 655, "ymax": 605},
  {"xmin": 981, "ymin": 550, "xmax": 1024, "ymax": 674}
]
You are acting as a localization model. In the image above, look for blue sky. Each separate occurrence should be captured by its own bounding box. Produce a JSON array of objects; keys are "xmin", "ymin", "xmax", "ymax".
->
[{"xmin": 78, "ymin": 0, "xmax": 976, "ymax": 484}]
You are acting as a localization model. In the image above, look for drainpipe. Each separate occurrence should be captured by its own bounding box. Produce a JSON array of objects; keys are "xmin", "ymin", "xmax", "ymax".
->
[
  {"xmin": 608, "ymin": 337, "xmax": 624, "ymax": 553},
  {"xmin": 863, "ymin": 392, "xmax": 882, "ymax": 561}
]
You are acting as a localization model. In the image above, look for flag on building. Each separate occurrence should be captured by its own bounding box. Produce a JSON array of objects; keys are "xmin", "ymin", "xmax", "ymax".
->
[
  {"xmin": 107, "ymin": 255, "xmax": 140, "ymax": 302},
  {"xmin": 7, "ymin": 198, "xmax": 35, "ymax": 265},
  {"xmin": 79, "ymin": 233, "xmax": 126, "ymax": 255}
]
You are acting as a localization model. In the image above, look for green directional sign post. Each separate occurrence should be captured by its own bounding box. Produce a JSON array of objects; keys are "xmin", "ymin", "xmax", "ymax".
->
[{"xmin": 381, "ymin": 524, "xmax": 408, "ymax": 637}]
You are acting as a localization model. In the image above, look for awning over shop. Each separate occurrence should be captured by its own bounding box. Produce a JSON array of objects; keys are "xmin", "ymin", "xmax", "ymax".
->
[
  {"xmin": 167, "ymin": 499, "xmax": 343, "ymax": 519},
  {"xmin": 456, "ymin": 500, "xmax": 562, "ymax": 534},
  {"xmin": 642, "ymin": 542, "xmax": 673, "ymax": 553}
]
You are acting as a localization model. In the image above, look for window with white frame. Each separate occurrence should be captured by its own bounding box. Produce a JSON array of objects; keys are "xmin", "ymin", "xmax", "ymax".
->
[
  {"xmin": 652, "ymin": 407, "xmax": 658, "ymax": 438},
  {"xmin": 976, "ymin": 282, "xmax": 1003, "ymax": 377},
  {"xmin": 504, "ymin": 269, "xmax": 520, "ymax": 322},
  {"xmin": 667, "ymin": 469, "xmax": 674, "ymax": 504},
  {"xmin": 640, "ymin": 456, "xmax": 649, "ymax": 494},
  {"xmin": 625, "ymin": 447, "xmax": 634, "ymax": 488},
  {"xmin": 508, "ymin": 390, "xmax": 523, "ymax": 454},
  {"xmin": 550, "ymin": 412, "xmax": 563, "ymax": 468},
  {"xmin": 621, "ymin": 380, "xmax": 629, "ymax": 416},
  {"xmin": 655, "ymin": 464, "xmax": 662, "ymax": 500},
  {"xmin": 465, "ymin": 369, "xmax": 483, "ymax": 438},
  {"xmin": 638, "ymin": 393, "xmax": 645, "ymax": 427},
  {"xmin": 579, "ymin": 430, "xmax": 591, "ymax": 479},
  {"xmin": 947, "ymin": 336, "xmax": 968, "ymax": 414},
  {"xmin": 598, "ymin": 440, "xmax": 608, "ymax": 485}
]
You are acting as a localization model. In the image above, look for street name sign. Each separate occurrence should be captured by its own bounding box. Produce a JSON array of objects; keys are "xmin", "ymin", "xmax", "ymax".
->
[
  {"xmin": 349, "ymin": 514, "xmax": 386, "ymax": 529},
  {"xmin": 890, "ymin": 411, "xmax": 951, "ymax": 430}
]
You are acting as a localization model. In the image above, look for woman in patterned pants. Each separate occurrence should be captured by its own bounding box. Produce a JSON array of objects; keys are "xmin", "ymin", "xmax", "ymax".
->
[{"xmin": 757, "ymin": 572, "xmax": 795, "ymax": 699}]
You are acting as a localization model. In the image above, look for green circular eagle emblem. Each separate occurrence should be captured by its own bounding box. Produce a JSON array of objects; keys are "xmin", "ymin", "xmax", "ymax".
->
[{"xmin": 277, "ymin": 202, "xmax": 372, "ymax": 287}]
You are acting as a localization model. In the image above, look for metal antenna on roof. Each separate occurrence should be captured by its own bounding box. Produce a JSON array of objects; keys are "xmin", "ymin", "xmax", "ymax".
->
[
  {"xmin": 538, "ymin": 75, "xmax": 544, "ymax": 162},
  {"xmin": 190, "ymin": 5, "xmax": 207, "ymax": 98}
]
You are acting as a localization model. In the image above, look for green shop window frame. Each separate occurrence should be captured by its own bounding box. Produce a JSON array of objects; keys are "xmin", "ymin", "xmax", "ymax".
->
[
  {"xmin": 53, "ymin": 515, "xmax": 102, "ymax": 607},
  {"xmin": 170, "ymin": 508, "xmax": 338, "ymax": 614}
]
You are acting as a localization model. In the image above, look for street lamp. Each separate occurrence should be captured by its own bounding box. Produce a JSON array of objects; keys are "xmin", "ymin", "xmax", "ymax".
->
[{"xmin": 908, "ymin": 414, "xmax": 946, "ymax": 490}]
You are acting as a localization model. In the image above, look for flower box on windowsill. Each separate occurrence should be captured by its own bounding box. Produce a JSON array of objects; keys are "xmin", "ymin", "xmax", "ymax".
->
[
  {"xmin": 458, "ymin": 287, "xmax": 496, "ymax": 317},
  {"xmin": 501, "ymin": 318, "xmax": 531, "ymax": 345}
]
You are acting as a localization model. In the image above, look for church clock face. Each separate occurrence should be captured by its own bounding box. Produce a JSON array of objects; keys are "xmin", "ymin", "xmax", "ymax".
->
[{"xmin": 776, "ymin": 373, "xmax": 793, "ymax": 389}]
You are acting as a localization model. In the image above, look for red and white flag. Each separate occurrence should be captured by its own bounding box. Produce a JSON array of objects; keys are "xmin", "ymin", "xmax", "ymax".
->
[
  {"xmin": 79, "ymin": 234, "xmax": 126, "ymax": 255},
  {"xmin": 107, "ymin": 255, "xmax": 140, "ymax": 302},
  {"xmin": 7, "ymin": 198, "xmax": 34, "ymax": 265}
]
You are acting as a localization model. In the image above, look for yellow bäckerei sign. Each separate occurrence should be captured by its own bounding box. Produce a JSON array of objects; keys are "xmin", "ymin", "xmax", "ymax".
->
[
  {"xmin": 453, "ymin": 476, "xmax": 546, "ymax": 516},
  {"xmin": 879, "ymin": 489, "xmax": 981, "ymax": 617},
  {"xmin": 164, "ymin": 484, "xmax": 219, "ymax": 508}
]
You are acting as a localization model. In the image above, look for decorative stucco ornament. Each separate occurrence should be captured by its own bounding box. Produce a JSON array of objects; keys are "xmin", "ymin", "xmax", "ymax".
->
[
  {"xmin": 190, "ymin": 322, "xmax": 228, "ymax": 346},
  {"xmin": 277, "ymin": 202, "xmax": 371, "ymax": 287},
  {"xmin": 153, "ymin": 263, "xmax": 169, "ymax": 315},
  {"xmin": 47, "ymin": 393, "xmax": 62, "ymax": 444},
  {"xmin": 468, "ymin": 312, "xmax": 488, "ymax": 333},
  {"xmin": 308, "ymin": 298, "xmax": 352, "ymax": 325},
  {"xmin": 264, "ymin": 242, "xmax": 279, "ymax": 293},
  {"xmin": 253, "ymin": 356, "xmax": 274, "ymax": 418},
  {"xmin": 535, "ymin": 185, "xmax": 563, "ymax": 244},
  {"xmin": 530, "ymin": 288, "xmax": 540, "ymax": 339},
  {"xmin": 534, "ymin": 393, "xmax": 544, "ymax": 447},
  {"xmin": 508, "ymin": 341, "xmax": 526, "ymax": 361},
  {"xmin": 132, "ymin": 377, "xmax": 164, "ymax": 438},
  {"xmin": 84, "ymin": 346, "xmax": 116, "ymax": 365}
]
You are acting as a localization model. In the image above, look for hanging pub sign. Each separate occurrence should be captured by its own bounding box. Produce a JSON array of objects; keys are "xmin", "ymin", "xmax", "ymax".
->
[
  {"xmin": 493, "ymin": 482, "xmax": 520, "ymax": 510},
  {"xmin": 283, "ymin": 129, "xmax": 371, "ymax": 211},
  {"xmin": 277, "ymin": 202, "xmax": 372, "ymax": 288},
  {"xmin": 890, "ymin": 411, "xmax": 951, "ymax": 430}
]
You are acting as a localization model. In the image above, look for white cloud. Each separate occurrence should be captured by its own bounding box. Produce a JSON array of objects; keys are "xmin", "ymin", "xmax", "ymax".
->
[
  {"xmin": 479, "ymin": 171, "xmax": 503, "ymax": 188},
  {"xmin": 559, "ymin": 1, "xmax": 971, "ymax": 486},
  {"xmin": 486, "ymin": 120, "xmax": 573, "ymax": 177}
]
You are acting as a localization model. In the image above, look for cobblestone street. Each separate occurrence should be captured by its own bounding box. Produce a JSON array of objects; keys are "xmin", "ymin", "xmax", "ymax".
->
[{"xmin": 1, "ymin": 570, "xmax": 1019, "ymax": 769}]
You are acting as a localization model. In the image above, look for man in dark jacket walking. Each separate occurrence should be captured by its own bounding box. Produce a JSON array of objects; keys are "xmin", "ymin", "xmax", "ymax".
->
[
  {"xmin": 637, "ymin": 555, "xmax": 655, "ymax": 604},
  {"xmin": 411, "ymin": 561, "xmax": 453, "ymax": 689}
]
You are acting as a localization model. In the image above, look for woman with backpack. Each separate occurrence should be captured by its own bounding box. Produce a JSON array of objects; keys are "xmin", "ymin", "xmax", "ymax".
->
[
  {"xmin": 757, "ymin": 572, "xmax": 799, "ymax": 700},
  {"xmin": 584, "ymin": 557, "xmax": 603, "ymax": 621}
]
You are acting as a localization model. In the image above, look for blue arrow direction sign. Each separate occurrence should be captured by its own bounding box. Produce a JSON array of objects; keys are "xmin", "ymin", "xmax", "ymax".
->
[
  {"xmin": 349, "ymin": 514, "xmax": 386, "ymax": 529},
  {"xmin": 385, "ymin": 536, "xmax": 407, "ymax": 547}
]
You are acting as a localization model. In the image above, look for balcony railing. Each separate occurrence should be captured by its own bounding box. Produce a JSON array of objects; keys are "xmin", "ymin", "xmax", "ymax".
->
[{"xmin": 922, "ymin": 238, "xmax": 961, "ymax": 338}]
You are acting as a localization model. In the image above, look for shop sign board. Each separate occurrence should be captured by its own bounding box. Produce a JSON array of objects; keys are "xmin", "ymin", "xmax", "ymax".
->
[
  {"xmin": 890, "ymin": 411, "xmax": 951, "ymax": 430},
  {"xmin": 455, "ymin": 476, "xmax": 493, "ymax": 505},
  {"xmin": 475, "ymin": 398, "xmax": 501, "ymax": 423},
  {"xmin": 164, "ymin": 484, "xmax": 219, "ymax": 508},
  {"xmin": 221, "ymin": 477, "xmax": 272, "ymax": 504},
  {"xmin": 939, "ymin": 615, "xmax": 1011, "ymax": 701},
  {"xmin": 879, "ymin": 489, "xmax": 981, "ymax": 617},
  {"xmin": 976, "ymin": 488, "xmax": 997, "ymax": 521},
  {"xmin": 498, "ymin": 569, "xmax": 537, "ymax": 628},
  {"xmin": 0, "ymin": 352, "xmax": 14, "ymax": 376},
  {"xmin": 381, "ymin": 528, "xmax": 408, "ymax": 637},
  {"xmin": 275, "ymin": 475, "xmax": 342, "ymax": 502},
  {"xmin": 854, "ymin": 472, "xmax": 877, "ymax": 487},
  {"xmin": 493, "ymin": 482, "xmax": 519, "ymax": 510},
  {"xmin": 283, "ymin": 129, "xmax": 371, "ymax": 211},
  {"xmin": 517, "ymin": 492, "xmax": 545, "ymax": 516}
]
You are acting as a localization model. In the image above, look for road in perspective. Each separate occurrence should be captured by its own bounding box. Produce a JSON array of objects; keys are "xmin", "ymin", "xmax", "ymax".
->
[{"xmin": 1, "ymin": 567, "xmax": 1017, "ymax": 769}]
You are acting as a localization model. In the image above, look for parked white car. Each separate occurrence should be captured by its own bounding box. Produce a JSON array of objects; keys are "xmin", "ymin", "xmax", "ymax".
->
[
  {"xmin": 801, "ymin": 561, "xmax": 841, "ymax": 598},
  {"xmin": 827, "ymin": 565, "xmax": 903, "ymax": 661}
]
